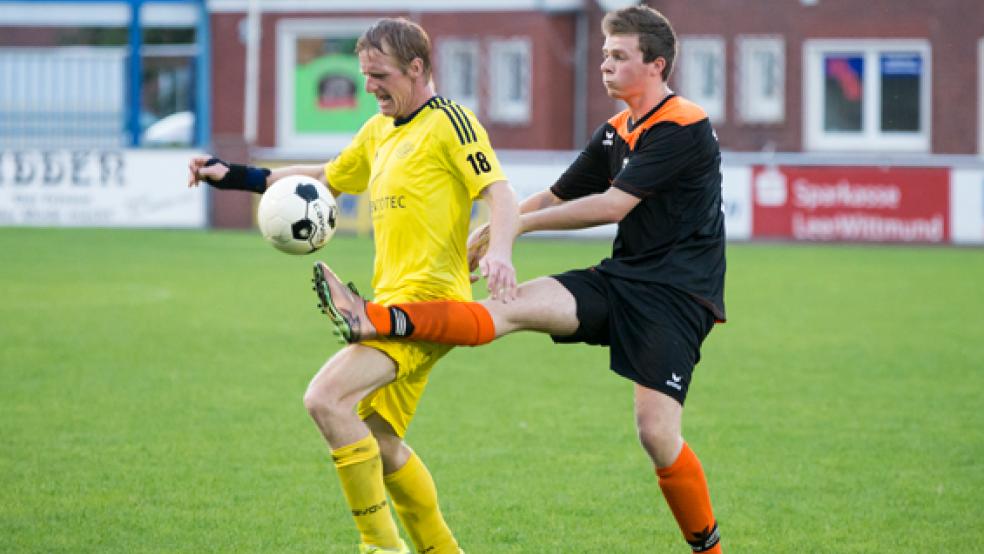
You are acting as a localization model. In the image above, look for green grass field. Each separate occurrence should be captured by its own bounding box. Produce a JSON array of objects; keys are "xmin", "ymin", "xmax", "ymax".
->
[{"xmin": 2, "ymin": 228, "xmax": 983, "ymax": 553}]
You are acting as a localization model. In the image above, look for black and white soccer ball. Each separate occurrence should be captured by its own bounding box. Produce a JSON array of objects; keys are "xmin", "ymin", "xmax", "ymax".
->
[{"xmin": 257, "ymin": 175, "xmax": 338, "ymax": 255}]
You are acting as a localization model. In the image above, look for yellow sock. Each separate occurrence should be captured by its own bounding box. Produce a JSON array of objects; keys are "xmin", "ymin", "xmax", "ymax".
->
[
  {"xmin": 384, "ymin": 451, "xmax": 459, "ymax": 554},
  {"xmin": 331, "ymin": 434, "xmax": 402, "ymax": 549}
]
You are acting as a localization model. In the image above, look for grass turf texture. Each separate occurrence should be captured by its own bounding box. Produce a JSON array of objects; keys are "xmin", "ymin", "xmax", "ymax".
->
[{"xmin": 1, "ymin": 228, "xmax": 982, "ymax": 553}]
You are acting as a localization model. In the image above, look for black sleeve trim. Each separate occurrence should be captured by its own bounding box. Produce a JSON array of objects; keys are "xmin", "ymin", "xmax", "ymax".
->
[
  {"xmin": 447, "ymin": 103, "xmax": 477, "ymax": 143},
  {"xmin": 550, "ymin": 123, "xmax": 612, "ymax": 200},
  {"xmin": 550, "ymin": 182, "xmax": 580, "ymax": 201}
]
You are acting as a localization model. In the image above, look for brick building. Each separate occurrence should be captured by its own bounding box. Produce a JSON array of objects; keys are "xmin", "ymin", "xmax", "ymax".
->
[{"xmin": 205, "ymin": 0, "xmax": 984, "ymax": 157}]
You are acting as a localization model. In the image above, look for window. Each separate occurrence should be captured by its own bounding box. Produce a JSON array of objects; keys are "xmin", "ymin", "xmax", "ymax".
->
[
  {"xmin": 276, "ymin": 18, "xmax": 379, "ymax": 152},
  {"xmin": 438, "ymin": 39, "xmax": 479, "ymax": 114},
  {"xmin": 804, "ymin": 40, "xmax": 930, "ymax": 152},
  {"xmin": 737, "ymin": 36, "xmax": 784, "ymax": 123},
  {"xmin": 678, "ymin": 37, "xmax": 725, "ymax": 122},
  {"xmin": 0, "ymin": 48, "xmax": 126, "ymax": 149},
  {"xmin": 488, "ymin": 39, "xmax": 531, "ymax": 124},
  {"xmin": 822, "ymin": 54, "xmax": 863, "ymax": 132}
]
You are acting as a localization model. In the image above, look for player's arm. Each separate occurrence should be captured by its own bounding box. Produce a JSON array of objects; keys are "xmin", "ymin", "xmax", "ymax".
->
[
  {"xmin": 270, "ymin": 165, "xmax": 341, "ymax": 197},
  {"xmin": 519, "ymin": 189, "xmax": 564, "ymax": 213},
  {"xmin": 519, "ymin": 186, "xmax": 640, "ymax": 233},
  {"xmin": 519, "ymin": 122, "xmax": 697, "ymax": 233},
  {"xmin": 466, "ymin": 187, "xmax": 559, "ymax": 271},
  {"xmin": 188, "ymin": 156, "xmax": 341, "ymax": 196},
  {"xmin": 466, "ymin": 125, "xmax": 609, "ymax": 257},
  {"xmin": 188, "ymin": 117, "xmax": 378, "ymax": 196},
  {"xmin": 440, "ymin": 106, "xmax": 519, "ymax": 299},
  {"xmin": 476, "ymin": 179, "xmax": 519, "ymax": 301},
  {"xmin": 514, "ymin": 123, "xmax": 617, "ymax": 232}
]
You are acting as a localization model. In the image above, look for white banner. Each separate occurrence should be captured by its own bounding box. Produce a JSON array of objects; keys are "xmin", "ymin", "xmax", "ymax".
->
[
  {"xmin": 0, "ymin": 149, "xmax": 206, "ymax": 228},
  {"xmin": 501, "ymin": 152, "xmax": 618, "ymax": 239},
  {"xmin": 951, "ymin": 169, "xmax": 984, "ymax": 244},
  {"xmin": 721, "ymin": 165, "xmax": 752, "ymax": 240}
]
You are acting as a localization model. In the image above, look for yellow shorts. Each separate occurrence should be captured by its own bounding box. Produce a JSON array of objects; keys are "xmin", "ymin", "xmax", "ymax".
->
[{"xmin": 357, "ymin": 338, "xmax": 454, "ymax": 437}]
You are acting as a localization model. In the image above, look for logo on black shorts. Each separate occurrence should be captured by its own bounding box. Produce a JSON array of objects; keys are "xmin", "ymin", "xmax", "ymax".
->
[{"xmin": 666, "ymin": 372, "xmax": 683, "ymax": 391}]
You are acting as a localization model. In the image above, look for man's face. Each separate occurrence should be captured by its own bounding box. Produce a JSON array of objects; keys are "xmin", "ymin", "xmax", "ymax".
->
[
  {"xmin": 359, "ymin": 47, "xmax": 418, "ymax": 119},
  {"xmin": 600, "ymin": 34, "xmax": 661, "ymax": 99}
]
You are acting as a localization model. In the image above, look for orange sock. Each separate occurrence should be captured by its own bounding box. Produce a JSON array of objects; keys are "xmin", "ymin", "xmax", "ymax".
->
[
  {"xmin": 364, "ymin": 301, "xmax": 495, "ymax": 346},
  {"xmin": 365, "ymin": 302, "xmax": 393, "ymax": 334},
  {"xmin": 656, "ymin": 442, "xmax": 722, "ymax": 553}
]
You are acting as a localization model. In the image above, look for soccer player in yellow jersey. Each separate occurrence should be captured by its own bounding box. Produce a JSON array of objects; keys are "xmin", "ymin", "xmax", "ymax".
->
[{"xmin": 187, "ymin": 18, "xmax": 519, "ymax": 554}]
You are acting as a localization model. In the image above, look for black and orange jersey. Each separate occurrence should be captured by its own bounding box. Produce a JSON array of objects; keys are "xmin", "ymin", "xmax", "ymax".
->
[{"xmin": 551, "ymin": 94, "xmax": 726, "ymax": 321}]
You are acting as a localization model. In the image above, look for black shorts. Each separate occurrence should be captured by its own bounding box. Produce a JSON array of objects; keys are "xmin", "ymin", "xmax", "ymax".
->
[{"xmin": 550, "ymin": 268, "xmax": 716, "ymax": 404}]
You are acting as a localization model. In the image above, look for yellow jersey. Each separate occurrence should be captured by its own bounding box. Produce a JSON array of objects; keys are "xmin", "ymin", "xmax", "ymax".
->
[{"xmin": 324, "ymin": 96, "xmax": 506, "ymax": 304}]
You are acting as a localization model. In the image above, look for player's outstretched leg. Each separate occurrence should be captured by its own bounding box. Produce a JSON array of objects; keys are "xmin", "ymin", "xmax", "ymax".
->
[
  {"xmin": 313, "ymin": 261, "xmax": 378, "ymax": 343},
  {"xmin": 312, "ymin": 261, "xmax": 495, "ymax": 347}
]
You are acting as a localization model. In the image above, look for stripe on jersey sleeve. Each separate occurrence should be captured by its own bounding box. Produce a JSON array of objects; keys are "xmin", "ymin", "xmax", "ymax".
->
[{"xmin": 429, "ymin": 96, "xmax": 475, "ymax": 145}]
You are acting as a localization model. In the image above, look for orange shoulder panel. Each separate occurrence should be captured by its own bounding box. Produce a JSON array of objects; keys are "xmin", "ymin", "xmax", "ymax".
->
[
  {"xmin": 607, "ymin": 109, "xmax": 631, "ymax": 134},
  {"xmin": 608, "ymin": 96, "xmax": 708, "ymax": 150},
  {"xmin": 653, "ymin": 96, "xmax": 708, "ymax": 127}
]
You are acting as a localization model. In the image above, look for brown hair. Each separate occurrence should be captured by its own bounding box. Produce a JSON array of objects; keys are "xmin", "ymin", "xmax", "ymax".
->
[
  {"xmin": 356, "ymin": 18, "xmax": 432, "ymax": 79},
  {"xmin": 602, "ymin": 5, "xmax": 677, "ymax": 80}
]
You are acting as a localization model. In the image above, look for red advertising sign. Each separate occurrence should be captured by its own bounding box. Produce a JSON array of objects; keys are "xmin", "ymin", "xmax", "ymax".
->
[{"xmin": 751, "ymin": 166, "xmax": 949, "ymax": 243}]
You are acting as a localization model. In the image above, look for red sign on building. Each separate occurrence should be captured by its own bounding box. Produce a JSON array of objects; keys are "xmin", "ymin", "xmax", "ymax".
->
[{"xmin": 751, "ymin": 166, "xmax": 950, "ymax": 243}]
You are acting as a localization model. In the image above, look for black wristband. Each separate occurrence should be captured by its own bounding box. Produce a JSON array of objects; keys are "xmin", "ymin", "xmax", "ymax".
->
[{"xmin": 205, "ymin": 157, "xmax": 270, "ymax": 194}]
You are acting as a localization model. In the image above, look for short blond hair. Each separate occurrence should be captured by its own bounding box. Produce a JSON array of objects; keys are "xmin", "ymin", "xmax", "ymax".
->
[{"xmin": 356, "ymin": 18, "xmax": 432, "ymax": 79}]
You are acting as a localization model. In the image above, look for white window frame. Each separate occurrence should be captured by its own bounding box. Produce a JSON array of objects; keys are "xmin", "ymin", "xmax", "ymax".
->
[
  {"xmin": 437, "ymin": 38, "xmax": 480, "ymax": 114},
  {"xmin": 488, "ymin": 38, "xmax": 531, "ymax": 124},
  {"xmin": 275, "ymin": 18, "xmax": 377, "ymax": 153},
  {"xmin": 803, "ymin": 39, "xmax": 931, "ymax": 152},
  {"xmin": 737, "ymin": 35, "xmax": 784, "ymax": 124},
  {"xmin": 978, "ymin": 38, "xmax": 984, "ymax": 156},
  {"xmin": 678, "ymin": 36, "xmax": 726, "ymax": 123}
]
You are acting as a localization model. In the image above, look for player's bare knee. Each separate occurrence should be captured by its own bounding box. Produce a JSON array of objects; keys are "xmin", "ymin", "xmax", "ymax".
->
[
  {"xmin": 636, "ymin": 423, "xmax": 672, "ymax": 448},
  {"xmin": 481, "ymin": 293, "xmax": 543, "ymax": 335},
  {"xmin": 302, "ymin": 382, "xmax": 346, "ymax": 422},
  {"xmin": 484, "ymin": 304, "xmax": 517, "ymax": 336},
  {"xmin": 636, "ymin": 422, "xmax": 681, "ymax": 465},
  {"xmin": 301, "ymin": 386, "xmax": 325, "ymax": 419}
]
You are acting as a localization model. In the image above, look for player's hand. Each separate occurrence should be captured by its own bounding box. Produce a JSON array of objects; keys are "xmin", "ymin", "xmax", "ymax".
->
[
  {"xmin": 480, "ymin": 250, "xmax": 517, "ymax": 302},
  {"xmin": 187, "ymin": 155, "xmax": 229, "ymax": 187},
  {"xmin": 467, "ymin": 223, "xmax": 491, "ymax": 283}
]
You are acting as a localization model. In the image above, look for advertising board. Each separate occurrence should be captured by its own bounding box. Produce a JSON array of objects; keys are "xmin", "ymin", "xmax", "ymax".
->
[
  {"xmin": 0, "ymin": 149, "xmax": 206, "ymax": 228},
  {"xmin": 752, "ymin": 165, "xmax": 949, "ymax": 243}
]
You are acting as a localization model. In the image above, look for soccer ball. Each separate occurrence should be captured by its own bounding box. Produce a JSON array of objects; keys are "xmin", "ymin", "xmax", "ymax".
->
[{"xmin": 257, "ymin": 175, "xmax": 338, "ymax": 254}]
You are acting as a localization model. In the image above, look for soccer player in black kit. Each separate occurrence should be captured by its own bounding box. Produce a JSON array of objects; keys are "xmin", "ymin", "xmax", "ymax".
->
[{"xmin": 313, "ymin": 6, "xmax": 726, "ymax": 552}]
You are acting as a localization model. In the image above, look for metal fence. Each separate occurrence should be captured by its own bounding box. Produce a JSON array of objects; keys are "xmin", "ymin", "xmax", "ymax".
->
[
  {"xmin": 0, "ymin": 0, "xmax": 210, "ymax": 149},
  {"xmin": 0, "ymin": 47, "xmax": 128, "ymax": 149}
]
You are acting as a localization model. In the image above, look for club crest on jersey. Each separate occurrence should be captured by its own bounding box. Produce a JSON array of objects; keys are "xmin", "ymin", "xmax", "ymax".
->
[
  {"xmin": 395, "ymin": 141, "xmax": 415, "ymax": 159},
  {"xmin": 603, "ymin": 131, "xmax": 615, "ymax": 146}
]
